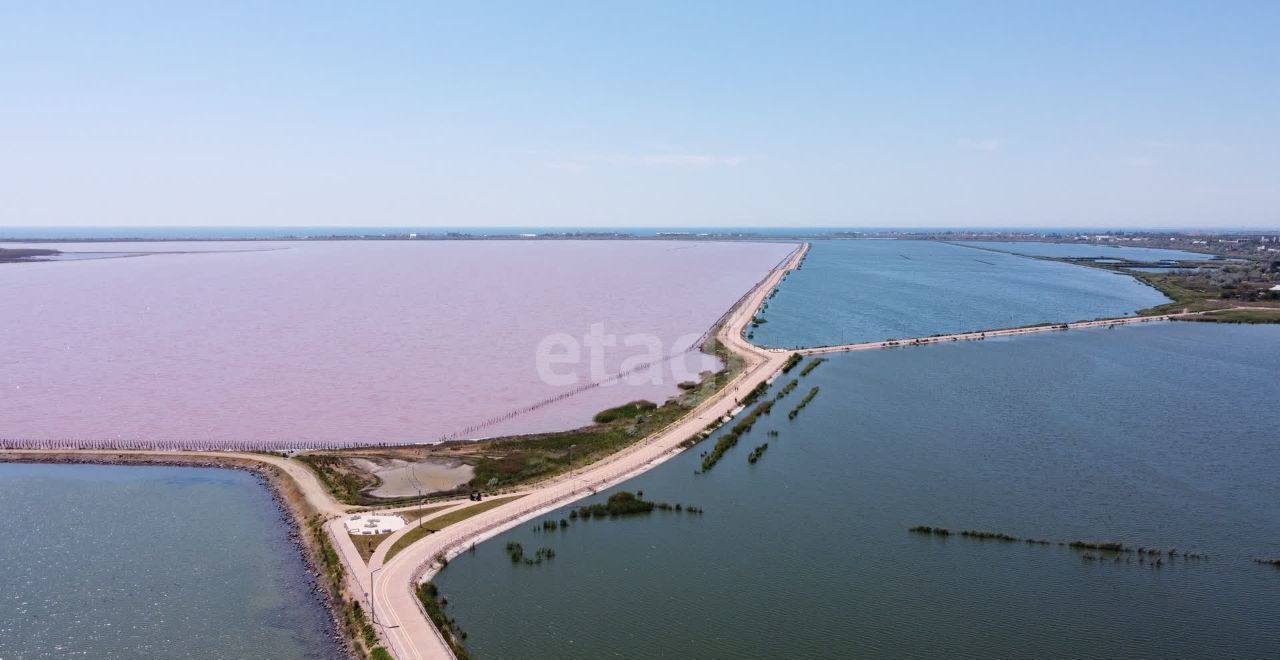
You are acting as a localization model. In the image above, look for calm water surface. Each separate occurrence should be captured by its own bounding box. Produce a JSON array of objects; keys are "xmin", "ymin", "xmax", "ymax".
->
[
  {"xmin": 438, "ymin": 323, "xmax": 1280, "ymax": 659},
  {"xmin": 0, "ymin": 463, "xmax": 341, "ymax": 659},
  {"xmin": 0, "ymin": 240, "xmax": 793, "ymax": 444},
  {"xmin": 955, "ymin": 240, "xmax": 1213, "ymax": 261},
  {"xmin": 751, "ymin": 240, "xmax": 1169, "ymax": 348}
]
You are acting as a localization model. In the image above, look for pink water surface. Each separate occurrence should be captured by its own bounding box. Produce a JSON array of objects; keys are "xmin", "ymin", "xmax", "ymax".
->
[{"xmin": 1, "ymin": 240, "xmax": 794, "ymax": 445}]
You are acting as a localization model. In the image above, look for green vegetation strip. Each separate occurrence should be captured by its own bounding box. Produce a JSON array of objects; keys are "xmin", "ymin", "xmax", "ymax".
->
[
  {"xmin": 385, "ymin": 495, "xmax": 525, "ymax": 561},
  {"xmin": 787, "ymin": 386, "xmax": 819, "ymax": 420},
  {"xmin": 351, "ymin": 532, "xmax": 392, "ymax": 562},
  {"xmin": 780, "ymin": 352, "xmax": 803, "ymax": 373},
  {"xmin": 566, "ymin": 490, "xmax": 701, "ymax": 519},
  {"xmin": 398, "ymin": 504, "xmax": 454, "ymax": 522},
  {"xmin": 593, "ymin": 400, "xmax": 657, "ymax": 423},
  {"xmin": 1177, "ymin": 308, "xmax": 1280, "ymax": 324},
  {"xmin": 466, "ymin": 338, "xmax": 746, "ymax": 490},
  {"xmin": 799, "ymin": 357, "xmax": 827, "ymax": 376},
  {"xmin": 417, "ymin": 582, "xmax": 472, "ymax": 660},
  {"xmin": 909, "ymin": 526, "xmax": 1213, "ymax": 561},
  {"xmin": 700, "ymin": 401, "xmax": 773, "ymax": 473},
  {"xmin": 747, "ymin": 443, "xmax": 769, "ymax": 464},
  {"xmin": 506, "ymin": 542, "xmax": 556, "ymax": 565},
  {"xmin": 296, "ymin": 454, "xmax": 365, "ymax": 503},
  {"xmin": 299, "ymin": 338, "xmax": 748, "ymax": 504},
  {"xmin": 772, "ymin": 378, "xmax": 799, "ymax": 402}
]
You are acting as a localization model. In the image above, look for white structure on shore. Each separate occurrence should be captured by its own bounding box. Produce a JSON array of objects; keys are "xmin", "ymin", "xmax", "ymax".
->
[{"xmin": 343, "ymin": 514, "xmax": 406, "ymax": 535}]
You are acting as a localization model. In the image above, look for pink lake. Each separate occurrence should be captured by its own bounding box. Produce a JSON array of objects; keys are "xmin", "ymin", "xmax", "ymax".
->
[{"xmin": 1, "ymin": 240, "xmax": 795, "ymax": 446}]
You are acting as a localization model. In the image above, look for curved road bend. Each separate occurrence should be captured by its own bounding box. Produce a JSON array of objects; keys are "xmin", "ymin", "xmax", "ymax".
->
[{"xmin": 371, "ymin": 242, "xmax": 808, "ymax": 660}]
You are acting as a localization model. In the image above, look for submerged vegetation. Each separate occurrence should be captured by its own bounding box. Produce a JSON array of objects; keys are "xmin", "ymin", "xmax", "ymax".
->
[
  {"xmin": 746, "ymin": 443, "xmax": 769, "ymax": 464},
  {"xmin": 700, "ymin": 401, "xmax": 774, "ymax": 473},
  {"xmin": 506, "ymin": 542, "xmax": 556, "ymax": 565},
  {"xmin": 909, "ymin": 525, "xmax": 1226, "ymax": 568},
  {"xmin": 787, "ymin": 387, "xmax": 820, "ymax": 420},
  {"xmin": 960, "ymin": 530, "xmax": 1018, "ymax": 542},
  {"xmin": 739, "ymin": 380, "xmax": 770, "ymax": 408},
  {"xmin": 417, "ymin": 582, "xmax": 472, "ymax": 660},
  {"xmin": 566, "ymin": 491, "xmax": 703, "ymax": 520},
  {"xmin": 570, "ymin": 491, "xmax": 702, "ymax": 518},
  {"xmin": 799, "ymin": 357, "xmax": 827, "ymax": 376},
  {"xmin": 773, "ymin": 378, "xmax": 800, "ymax": 402}
]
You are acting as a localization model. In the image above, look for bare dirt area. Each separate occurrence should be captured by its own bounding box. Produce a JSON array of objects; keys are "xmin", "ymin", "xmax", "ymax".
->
[{"xmin": 347, "ymin": 457, "xmax": 475, "ymax": 498}]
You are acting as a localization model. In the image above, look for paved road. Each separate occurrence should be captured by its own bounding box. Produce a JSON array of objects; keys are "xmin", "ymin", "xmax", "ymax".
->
[{"xmin": 370, "ymin": 242, "xmax": 809, "ymax": 660}]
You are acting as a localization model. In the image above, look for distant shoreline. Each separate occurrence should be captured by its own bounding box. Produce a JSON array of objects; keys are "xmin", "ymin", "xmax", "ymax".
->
[{"xmin": 4, "ymin": 231, "xmax": 1272, "ymax": 264}]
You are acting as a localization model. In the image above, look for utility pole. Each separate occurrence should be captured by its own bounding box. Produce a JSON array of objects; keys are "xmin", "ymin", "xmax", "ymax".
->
[{"xmin": 370, "ymin": 566, "xmax": 383, "ymax": 626}]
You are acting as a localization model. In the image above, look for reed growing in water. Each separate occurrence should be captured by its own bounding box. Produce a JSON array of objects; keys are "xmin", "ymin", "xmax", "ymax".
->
[
  {"xmin": 960, "ymin": 530, "xmax": 1019, "ymax": 542},
  {"xmin": 417, "ymin": 582, "xmax": 472, "ymax": 660},
  {"xmin": 787, "ymin": 387, "xmax": 820, "ymax": 420},
  {"xmin": 701, "ymin": 401, "xmax": 774, "ymax": 472},
  {"xmin": 800, "ymin": 357, "xmax": 827, "ymax": 377},
  {"xmin": 773, "ymin": 378, "xmax": 800, "ymax": 402}
]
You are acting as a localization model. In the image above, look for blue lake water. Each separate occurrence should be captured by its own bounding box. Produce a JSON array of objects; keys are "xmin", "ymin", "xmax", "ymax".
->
[
  {"xmin": 955, "ymin": 240, "xmax": 1213, "ymax": 261},
  {"xmin": 750, "ymin": 240, "xmax": 1169, "ymax": 348},
  {"xmin": 0, "ymin": 463, "xmax": 342, "ymax": 660},
  {"xmin": 437, "ymin": 322, "xmax": 1280, "ymax": 659}
]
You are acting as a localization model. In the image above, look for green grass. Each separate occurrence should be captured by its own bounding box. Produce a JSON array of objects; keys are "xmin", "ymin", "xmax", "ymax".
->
[
  {"xmin": 399, "ymin": 504, "xmax": 454, "ymax": 522},
  {"xmin": 385, "ymin": 495, "xmax": 524, "ymax": 561},
  {"xmin": 299, "ymin": 335, "xmax": 748, "ymax": 504},
  {"xmin": 350, "ymin": 532, "xmax": 392, "ymax": 562},
  {"xmin": 592, "ymin": 399, "xmax": 658, "ymax": 423},
  {"xmin": 1178, "ymin": 308, "xmax": 1280, "ymax": 323},
  {"xmin": 295, "ymin": 454, "xmax": 368, "ymax": 503},
  {"xmin": 464, "ymin": 338, "xmax": 745, "ymax": 490}
]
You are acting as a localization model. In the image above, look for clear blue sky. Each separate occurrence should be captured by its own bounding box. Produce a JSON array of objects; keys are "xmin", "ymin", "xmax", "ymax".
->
[{"xmin": 2, "ymin": 1, "xmax": 1277, "ymax": 228}]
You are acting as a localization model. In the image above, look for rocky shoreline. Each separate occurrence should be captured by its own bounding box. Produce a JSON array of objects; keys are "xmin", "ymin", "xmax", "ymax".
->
[{"xmin": 0, "ymin": 451, "xmax": 357, "ymax": 660}]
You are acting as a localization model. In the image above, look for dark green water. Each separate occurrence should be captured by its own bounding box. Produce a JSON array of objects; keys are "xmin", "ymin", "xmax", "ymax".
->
[
  {"xmin": 438, "ymin": 323, "xmax": 1280, "ymax": 659},
  {"xmin": 750, "ymin": 240, "xmax": 1169, "ymax": 348},
  {"xmin": 0, "ymin": 463, "xmax": 342, "ymax": 659}
]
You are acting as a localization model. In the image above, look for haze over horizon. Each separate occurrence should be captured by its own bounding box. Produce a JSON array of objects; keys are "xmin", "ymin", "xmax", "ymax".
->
[{"xmin": 3, "ymin": 2, "xmax": 1277, "ymax": 230}]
